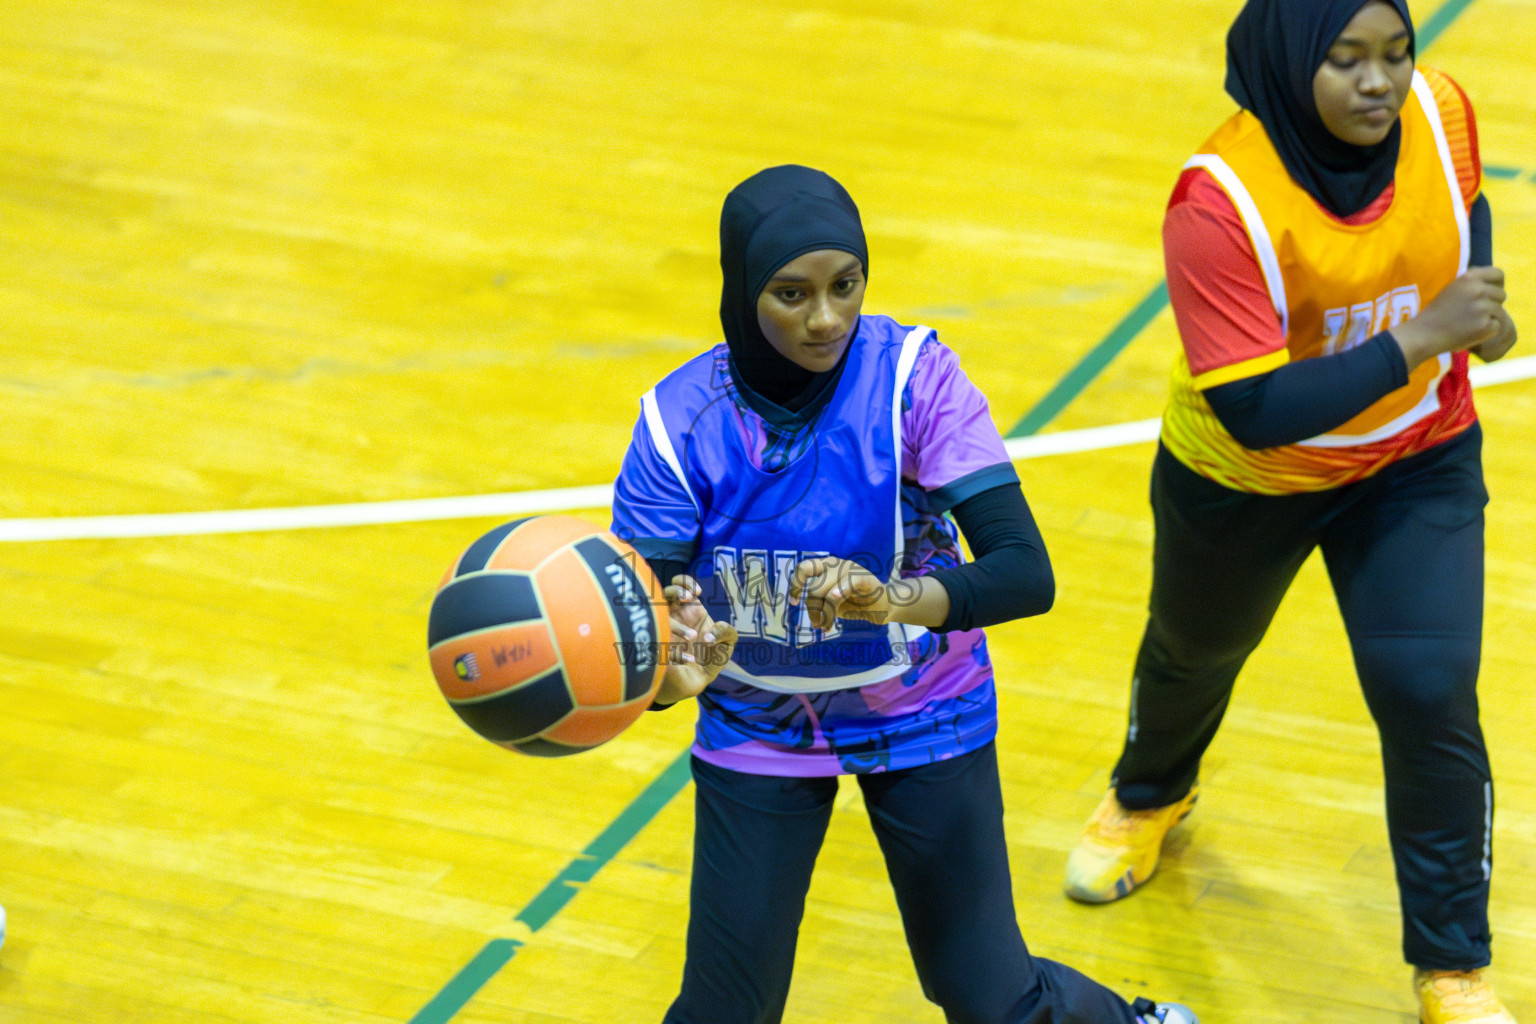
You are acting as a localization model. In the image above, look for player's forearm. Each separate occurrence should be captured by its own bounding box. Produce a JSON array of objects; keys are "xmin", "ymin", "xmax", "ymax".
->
[
  {"xmin": 927, "ymin": 484, "xmax": 1055, "ymax": 631},
  {"xmin": 883, "ymin": 575, "xmax": 952, "ymax": 629},
  {"xmin": 1203, "ymin": 332, "xmax": 1408, "ymax": 449}
]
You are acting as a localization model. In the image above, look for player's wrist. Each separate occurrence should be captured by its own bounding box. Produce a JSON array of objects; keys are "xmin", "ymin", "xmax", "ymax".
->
[
  {"xmin": 1389, "ymin": 321, "xmax": 1442, "ymax": 371},
  {"xmin": 883, "ymin": 575, "xmax": 951, "ymax": 629},
  {"xmin": 655, "ymin": 668, "xmax": 702, "ymax": 705}
]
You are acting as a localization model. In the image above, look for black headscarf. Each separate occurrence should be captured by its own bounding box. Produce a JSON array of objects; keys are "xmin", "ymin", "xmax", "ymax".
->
[
  {"xmin": 719, "ymin": 165, "xmax": 868, "ymax": 414},
  {"xmin": 1225, "ymin": 0, "xmax": 1415, "ymax": 217}
]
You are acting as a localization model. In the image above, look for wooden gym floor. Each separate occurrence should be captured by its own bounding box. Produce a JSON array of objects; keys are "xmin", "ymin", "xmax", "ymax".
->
[{"xmin": 0, "ymin": 1, "xmax": 1533, "ymax": 1021}]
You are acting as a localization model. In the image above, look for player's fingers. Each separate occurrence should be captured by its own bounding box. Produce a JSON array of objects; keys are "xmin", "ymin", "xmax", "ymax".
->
[
  {"xmin": 711, "ymin": 622, "xmax": 738, "ymax": 650},
  {"xmin": 791, "ymin": 556, "xmax": 834, "ymax": 588},
  {"xmin": 1471, "ymin": 318, "xmax": 1500, "ymax": 350},
  {"xmin": 1470, "ymin": 279, "xmax": 1507, "ymax": 305},
  {"xmin": 820, "ymin": 590, "xmax": 841, "ymax": 629},
  {"xmin": 680, "ymin": 597, "xmax": 720, "ymax": 638},
  {"xmin": 1498, "ymin": 308, "xmax": 1517, "ymax": 340},
  {"xmin": 666, "ymin": 631, "xmax": 697, "ymax": 664},
  {"xmin": 787, "ymin": 563, "xmax": 812, "ymax": 601},
  {"xmin": 789, "ymin": 556, "xmax": 839, "ymax": 602},
  {"xmin": 665, "ymin": 591, "xmax": 707, "ymax": 630},
  {"xmin": 849, "ymin": 574, "xmax": 883, "ymax": 604},
  {"xmin": 668, "ymin": 574, "xmax": 702, "ymax": 598},
  {"xmin": 687, "ymin": 622, "xmax": 733, "ymax": 677},
  {"xmin": 796, "ymin": 585, "xmax": 834, "ymax": 629}
]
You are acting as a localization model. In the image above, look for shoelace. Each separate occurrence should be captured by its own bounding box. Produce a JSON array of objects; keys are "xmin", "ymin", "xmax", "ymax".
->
[
  {"xmin": 1424, "ymin": 972, "xmax": 1501, "ymax": 1018},
  {"xmin": 1089, "ymin": 802, "xmax": 1163, "ymax": 843}
]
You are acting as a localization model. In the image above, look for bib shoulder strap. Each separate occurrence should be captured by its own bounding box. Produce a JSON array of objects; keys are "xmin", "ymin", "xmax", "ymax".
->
[{"xmin": 1418, "ymin": 66, "xmax": 1481, "ymax": 209}]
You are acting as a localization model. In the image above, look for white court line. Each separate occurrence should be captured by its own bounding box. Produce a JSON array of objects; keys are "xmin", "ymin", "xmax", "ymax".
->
[
  {"xmin": 1467, "ymin": 351, "xmax": 1536, "ymax": 388},
  {"xmin": 3, "ymin": 354, "xmax": 1534, "ymax": 543},
  {"xmin": 1001, "ymin": 418, "xmax": 1160, "ymax": 460}
]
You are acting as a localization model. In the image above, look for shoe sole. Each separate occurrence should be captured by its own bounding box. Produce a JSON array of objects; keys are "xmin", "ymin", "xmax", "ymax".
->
[{"xmin": 1066, "ymin": 865, "xmax": 1142, "ymax": 904}]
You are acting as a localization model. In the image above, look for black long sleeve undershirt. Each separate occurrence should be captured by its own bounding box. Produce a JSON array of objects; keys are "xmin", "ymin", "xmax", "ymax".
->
[
  {"xmin": 928, "ymin": 483, "xmax": 1053, "ymax": 632},
  {"xmin": 1204, "ymin": 332, "xmax": 1408, "ymax": 449},
  {"xmin": 645, "ymin": 556, "xmax": 689, "ymax": 598},
  {"xmin": 1470, "ymin": 190, "xmax": 1492, "ymax": 267},
  {"xmin": 1204, "ymin": 192, "xmax": 1492, "ymax": 450}
]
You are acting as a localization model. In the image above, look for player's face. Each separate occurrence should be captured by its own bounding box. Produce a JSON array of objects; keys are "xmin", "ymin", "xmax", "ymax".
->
[
  {"xmin": 1312, "ymin": 1, "xmax": 1413, "ymax": 147},
  {"xmin": 756, "ymin": 249, "xmax": 866, "ymax": 372}
]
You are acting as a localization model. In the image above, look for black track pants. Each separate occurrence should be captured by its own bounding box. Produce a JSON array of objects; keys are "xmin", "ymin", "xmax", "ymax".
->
[
  {"xmin": 1114, "ymin": 426, "xmax": 1493, "ymax": 969},
  {"xmin": 665, "ymin": 742, "xmax": 1140, "ymax": 1024}
]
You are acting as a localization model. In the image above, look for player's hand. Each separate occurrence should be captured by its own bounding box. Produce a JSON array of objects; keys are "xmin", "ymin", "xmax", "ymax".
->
[
  {"xmin": 654, "ymin": 575, "xmax": 737, "ymax": 706},
  {"xmin": 1472, "ymin": 304, "xmax": 1518, "ymax": 363},
  {"xmin": 788, "ymin": 556, "xmax": 896, "ymax": 629},
  {"xmin": 1394, "ymin": 267, "xmax": 1507, "ymax": 369}
]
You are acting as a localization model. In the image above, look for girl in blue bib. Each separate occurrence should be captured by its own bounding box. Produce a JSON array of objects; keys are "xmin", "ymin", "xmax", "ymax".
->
[{"xmin": 612, "ymin": 165, "xmax": 1198, "ymax": 1024}]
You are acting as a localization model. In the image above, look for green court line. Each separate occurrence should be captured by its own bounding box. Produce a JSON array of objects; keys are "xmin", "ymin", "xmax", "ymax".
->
[
  {"xmin": 1484, "ymin": 165, "xmax": 1522, "ymax": 180},
  {"xmin": 407, "ymin": 751, "xmax": 694, "ymax": 1024},
  {"xmin": 1417, "ymin": 0, "xmax": 1480, "ymax": 47},
  {"xmin": 408, "ymin": 940, "xmax": 522, "ymax": 1024},
  {"xmin": 1004, "ymin": 280, "xmax": 1168, "ymax": 438},
  {"xmin": 1003, "ymin": 0, "xmax": 1482, "ymax": 439}
]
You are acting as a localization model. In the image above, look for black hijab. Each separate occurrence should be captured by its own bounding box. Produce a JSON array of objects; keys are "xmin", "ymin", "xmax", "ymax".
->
[
  {"xmin": 719, "ymin": 165, "xmax": 868, "ymax": 415},
  {"xmin": 1225, "ymin": 0, "xmax": 1415, "ymax": 217}
]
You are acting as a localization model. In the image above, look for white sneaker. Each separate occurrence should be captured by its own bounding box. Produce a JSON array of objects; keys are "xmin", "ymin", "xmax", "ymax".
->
[{"xmin": 1133, "ymin": 998, "xmax": 1200, "ymax": 1023}]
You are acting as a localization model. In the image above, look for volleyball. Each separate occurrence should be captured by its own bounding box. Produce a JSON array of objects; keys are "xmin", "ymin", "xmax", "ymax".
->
[{"xmin": 428, "ymin": 516, "xmax": 669, "ymax": 756}]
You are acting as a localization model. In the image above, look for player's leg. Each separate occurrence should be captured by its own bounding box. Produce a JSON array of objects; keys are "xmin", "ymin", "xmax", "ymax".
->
[
  {"xmin": 1068, "ymin": 446, "xmax": 1321, "ymax": 903},
  {"xmin": 1320, "ymin": 426, "xmax": 1513, "ymax": 1022},
  {"xmin": 663, "ymin": 757, "xmax": 837, "ymax": 1024},
  {"xmin": 1115, "ymin": 447, "xmax": 1322, "ymax": 804},
  {"xmin": 860, "ymin": 742, "xmax": 1193, "ymax": 1024}
]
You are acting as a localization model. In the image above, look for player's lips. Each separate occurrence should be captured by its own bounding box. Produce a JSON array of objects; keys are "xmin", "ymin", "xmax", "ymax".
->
[{"xmin": 1355, "ymin": 104, "xmax": 1395, "ymax": 124}]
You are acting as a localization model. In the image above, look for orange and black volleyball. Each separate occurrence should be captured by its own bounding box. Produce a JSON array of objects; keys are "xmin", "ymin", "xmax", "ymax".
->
[{"xmin": 428, "ymin": 515, "xmax": 668, "ymax": 756}]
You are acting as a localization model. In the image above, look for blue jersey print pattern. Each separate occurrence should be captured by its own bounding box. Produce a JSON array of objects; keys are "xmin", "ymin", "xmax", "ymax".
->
[{"xmin": 689, "ymin": 335, "xmax": 998, "ymax": 775}]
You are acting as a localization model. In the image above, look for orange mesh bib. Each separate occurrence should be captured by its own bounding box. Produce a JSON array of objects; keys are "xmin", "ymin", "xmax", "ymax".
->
[{"xmin": 1160, "ymin": 69, "xmax": 1478, "ymax": 493}]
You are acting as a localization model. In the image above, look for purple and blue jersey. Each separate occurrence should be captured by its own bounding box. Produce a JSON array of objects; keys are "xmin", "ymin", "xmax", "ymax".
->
[{"xmin": 612, "ymin": 315, "xmax": 1018, "ymax": 776}]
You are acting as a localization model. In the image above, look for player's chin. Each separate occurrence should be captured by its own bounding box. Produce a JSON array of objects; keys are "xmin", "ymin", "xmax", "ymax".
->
[
  {"xmin": 797, "ymin": 339, "xmax": 847, "ymax": 369},
  {"xmin": 1343, "ymin": 115, "xmax": 1397, "ymax": 146}
]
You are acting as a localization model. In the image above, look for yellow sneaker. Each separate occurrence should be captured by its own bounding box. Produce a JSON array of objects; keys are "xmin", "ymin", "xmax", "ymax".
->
[
  {"xmin": 1065, "ymin": 786, "xmax": 1198, "ymax": 903},
  {"xmin": 1415, "ymin": 968, "xmax": 1517, "ymax": 1024}
]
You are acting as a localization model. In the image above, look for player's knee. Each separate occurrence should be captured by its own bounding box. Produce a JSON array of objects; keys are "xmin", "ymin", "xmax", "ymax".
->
[
  {"xmin": 1355, "ymin": 634, "xmax": 1480, "ymax": 728},
  {"xmin": 1143, "ymin": 619, "xmax": 1251, "ymax": 679}
]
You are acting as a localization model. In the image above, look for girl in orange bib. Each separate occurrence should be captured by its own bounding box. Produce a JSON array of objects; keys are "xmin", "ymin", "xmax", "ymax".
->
[{"xmin": 1062, "ymin": 2, "xmax": 1519, "ymax": 1021}]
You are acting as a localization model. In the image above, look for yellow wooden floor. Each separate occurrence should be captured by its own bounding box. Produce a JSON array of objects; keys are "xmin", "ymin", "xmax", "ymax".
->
[{"xmin": 1, "ymin": 1, "xmax": 1533, "ymax": 1022}]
